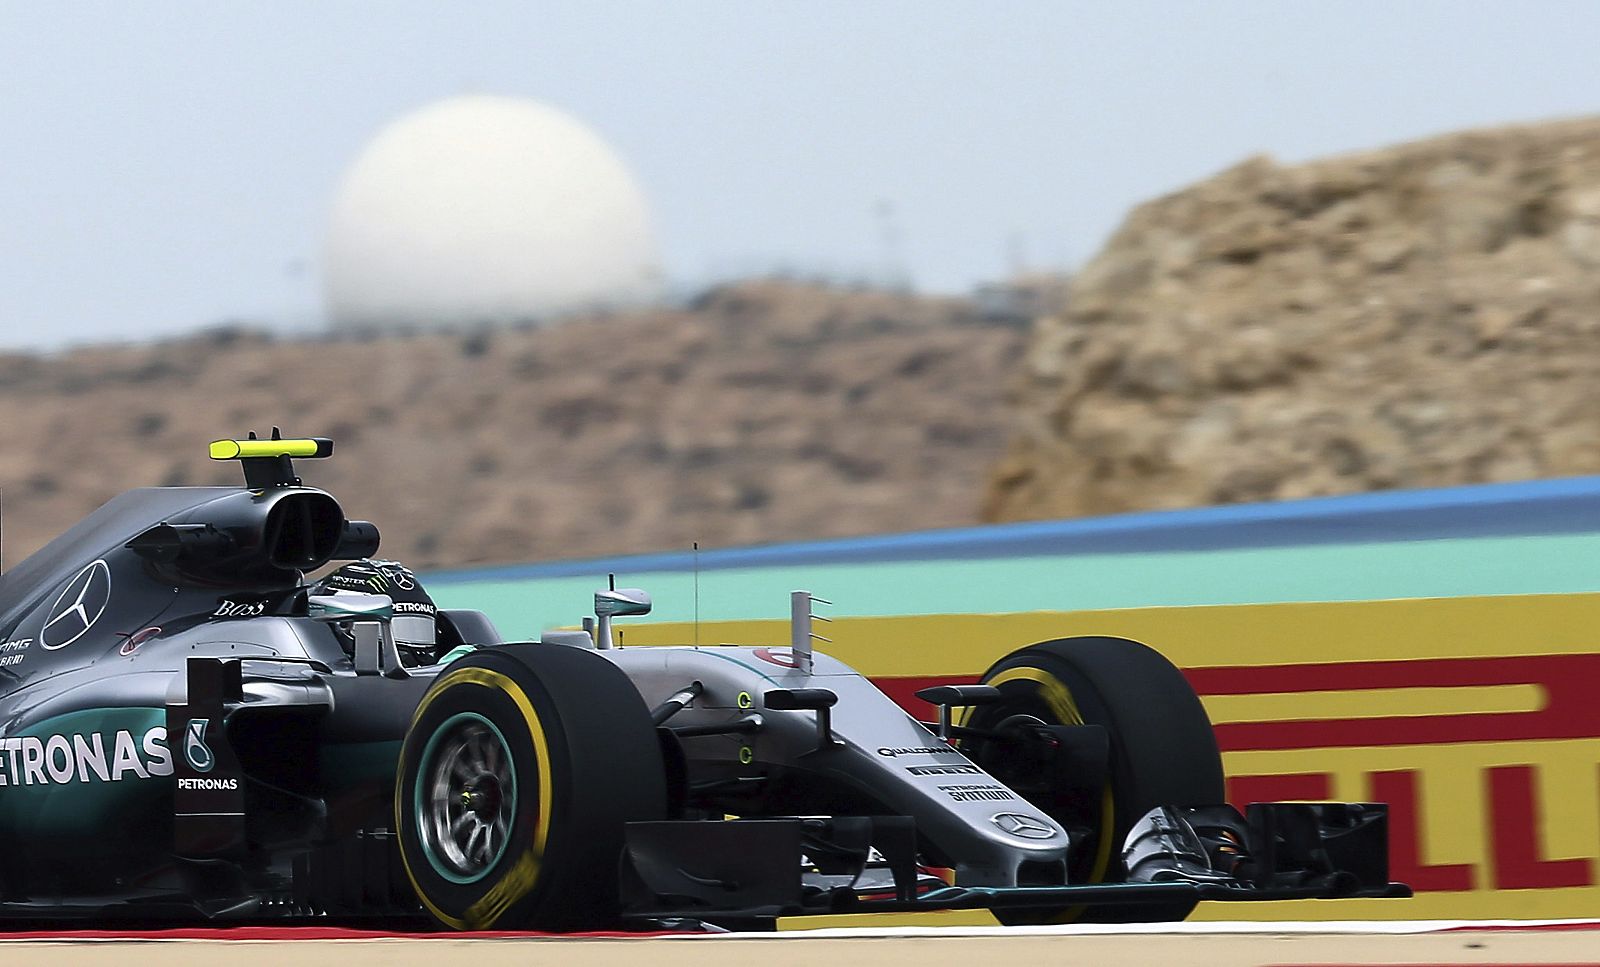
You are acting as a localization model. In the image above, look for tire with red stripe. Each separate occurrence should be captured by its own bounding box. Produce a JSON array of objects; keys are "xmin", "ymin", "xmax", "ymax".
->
[{"xmin": 395, "ymin": 645, "xmax": 666, "ymax": 930}]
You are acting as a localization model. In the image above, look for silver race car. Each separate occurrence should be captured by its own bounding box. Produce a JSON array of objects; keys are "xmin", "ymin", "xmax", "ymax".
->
[{"xmin": 0, "ymin": 434, "xmax": 1406, "ymax": 930}]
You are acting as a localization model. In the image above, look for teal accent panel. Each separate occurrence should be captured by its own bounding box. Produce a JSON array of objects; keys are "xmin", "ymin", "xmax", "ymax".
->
[
  {"xmin": 430, "ymin": 532, "xmax": 1600, "ymax": 638},
  {"xmin": 0, "ymin": 706, "xmax": 169, "ymax": 833}
]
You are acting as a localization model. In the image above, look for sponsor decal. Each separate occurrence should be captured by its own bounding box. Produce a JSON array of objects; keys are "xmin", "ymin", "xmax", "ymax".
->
[
  {"xmin": 328, "ymin": 559, "xmax": 418, "ymax": 593},
  {"xmin": 324, "ymin": 573, "xmax": 368, "ymax": 591},
  {"xmin": 184, "ymin": 718, "xmax": 216, "ymax": 773},
  {"xmin": 385, "ymin": 563, "xmax": 417, "ymax": 590},
  {"xmin": 0, "ymin": 638, "xmax": 32, "ymax": 667},
  {"xmin": 40, "ymin": 560, "xmax": 111, "ymax": 650},
  {"xmin": 0, "ymin": 726, "xmax": 171, "ymax": 786},
  {"xmin": 991, "ymin": 812, "xmax": 1059, "ymax": 840},
  {"xmin": 393, "ymin": 601, "xmax": 437, "ymax": 616},
  {"xmin": 753, "ymin": 647, "xmax": 799, "ymax": 668},
  {"xmin": 877, "ymin": 746, "xmax": 956, "ymax": 758},
  {"xmin": 178, "ymin": 776, "xmax": 239, "ymax": 790},
  {"xmin": 940, "ymin": 783, "xmax": 1015, "ymax": 802},
  {"xmin": 119, "ymin": 627, "xmax": 161, "ymax": 656},
  {"xmin": 907, "ymin": 763, "xmax": 982, "ymax": 776},
  {"xmin": 212, "ymin": 598, "xmax": 267, "ymax": 618}
]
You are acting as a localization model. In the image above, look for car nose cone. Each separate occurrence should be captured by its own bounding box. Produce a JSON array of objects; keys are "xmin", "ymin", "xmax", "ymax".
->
[{"xmin": 991, "ymin": 812, "xmax": 1059, "ymax": 840}]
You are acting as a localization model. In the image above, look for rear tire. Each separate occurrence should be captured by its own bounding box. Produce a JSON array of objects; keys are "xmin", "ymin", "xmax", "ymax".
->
[
  {"xmin": 395, "ymin": 645, "xmax": 666, "ymax": 930},
  {"xmin": 964, "ymin": 636, "xmax": 1222, "ymax": 924}
]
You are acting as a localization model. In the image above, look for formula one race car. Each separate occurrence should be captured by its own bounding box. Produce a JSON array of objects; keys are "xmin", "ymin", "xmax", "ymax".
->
[{"xmin": 0, "ymin": 435, "xmax": 1407, "ymax": 930}]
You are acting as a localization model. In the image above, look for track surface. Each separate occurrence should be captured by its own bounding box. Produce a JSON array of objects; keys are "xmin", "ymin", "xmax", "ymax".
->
[{"xmin": 2, "ymin": 923, "xmax": 1597, "ymax": 967}]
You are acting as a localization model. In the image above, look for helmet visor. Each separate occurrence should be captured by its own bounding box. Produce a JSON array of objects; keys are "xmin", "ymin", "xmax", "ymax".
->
[{"xmin": 392, "ymin": 614, "xmax": 437, "ymax": 648}]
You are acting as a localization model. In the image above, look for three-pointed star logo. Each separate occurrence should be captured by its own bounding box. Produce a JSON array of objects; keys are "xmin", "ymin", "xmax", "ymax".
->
[
  {"xmin": 383, "ymin": 563, "xmax": 416, "ymax": 590},
  {"xmin": 990, "ymin": 812, "xmax": 1058, "ymax": 840},
  {"xmin": 41, "ymin": 560, "xmax": 112, "ymax": 651}
]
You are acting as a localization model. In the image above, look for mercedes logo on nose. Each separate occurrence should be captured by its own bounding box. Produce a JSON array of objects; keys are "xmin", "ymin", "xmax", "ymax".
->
[
  {"xmin": 991, "ymin": 812, "xmax": 1058, "ymax": 840},
  {"xmin": 41, "ymin": 559, "xmax": 112, "ymax": 650}
]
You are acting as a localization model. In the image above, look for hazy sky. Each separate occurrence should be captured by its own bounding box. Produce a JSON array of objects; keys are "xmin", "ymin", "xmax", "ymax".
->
[{"xmin": 4, "ymin": 1, "xmax": 1600, "ymax": 349}]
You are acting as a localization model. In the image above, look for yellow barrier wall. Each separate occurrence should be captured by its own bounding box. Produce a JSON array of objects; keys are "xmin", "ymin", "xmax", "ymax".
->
[{"xmin": 623, "ymin": 592, "xmax": 1600, "ymax": 920}]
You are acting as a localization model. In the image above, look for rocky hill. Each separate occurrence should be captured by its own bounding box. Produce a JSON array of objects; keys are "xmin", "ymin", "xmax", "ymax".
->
[
  {"xmin": 0, "ymin": 282, "xmax": 1024, "ymax": 570},
  {"xmin": 984, "ymin": 116, "xmax": 1600, "ymax": 523}
]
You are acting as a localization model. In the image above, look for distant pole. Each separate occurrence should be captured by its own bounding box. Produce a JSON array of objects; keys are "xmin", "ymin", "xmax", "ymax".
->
[
  {"xmin": 1007, "ymin": 230, "xmax": 1028, "ymax": 278},
  {"xmin": 875, "ymin": 199, "xmax": 907, "ymax": 291}
]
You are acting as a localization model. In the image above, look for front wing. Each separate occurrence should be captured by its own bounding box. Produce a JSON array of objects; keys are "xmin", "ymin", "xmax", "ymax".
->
[{"xmin": 619, "ymin": 802, "xmax": 1411, "ymax": 926}]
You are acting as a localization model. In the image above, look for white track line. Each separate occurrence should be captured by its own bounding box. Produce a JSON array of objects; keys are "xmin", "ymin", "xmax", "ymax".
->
[
  {"xmin": 726, "ymin": 919, "xmax": 1600, "ymax": 940},
  {"xmin": 3, "ymin": 919, "xmax": 1597, "ymax": 943}
]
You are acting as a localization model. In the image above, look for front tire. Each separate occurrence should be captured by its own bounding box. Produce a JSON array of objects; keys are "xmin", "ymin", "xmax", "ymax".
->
[
  {"xmin": 964, "ymin": 636, "xmax": 1223, "ymax": 923},
  {"xmin": 395, "ymin": 645, "xmax": 666, "ymax": 930}
]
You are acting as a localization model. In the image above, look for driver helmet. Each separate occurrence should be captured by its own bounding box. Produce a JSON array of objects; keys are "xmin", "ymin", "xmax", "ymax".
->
[{"xmin": 312, "ymin": 559, "xmax": 439, "ymax": 668}]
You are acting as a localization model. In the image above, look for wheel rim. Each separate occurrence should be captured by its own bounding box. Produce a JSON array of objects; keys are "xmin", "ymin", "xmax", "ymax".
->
[
  {"xmin": 963, "ymin": 667, "xmax": 1116, "ymax": 884},
  {"xmin": 415, "ymin": 712, "xmax": 519, "ymax": 884}
]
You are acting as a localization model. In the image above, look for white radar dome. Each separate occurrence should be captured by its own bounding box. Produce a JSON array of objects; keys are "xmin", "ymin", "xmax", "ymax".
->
[{"xmin": 323, "ymin": 95, "xmax": 661, "ymax": 330}]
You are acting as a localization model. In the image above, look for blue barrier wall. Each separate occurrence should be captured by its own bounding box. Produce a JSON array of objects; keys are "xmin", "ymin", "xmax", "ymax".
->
[{"xmin": 427, "ymin": 476, "xmax": 1600, "ymax": 636}]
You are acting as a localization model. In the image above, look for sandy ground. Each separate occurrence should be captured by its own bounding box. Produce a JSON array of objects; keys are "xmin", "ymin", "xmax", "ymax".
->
[{"xmin": 2, "ymin": 930, "xmax": 1597, "ymax": 967}]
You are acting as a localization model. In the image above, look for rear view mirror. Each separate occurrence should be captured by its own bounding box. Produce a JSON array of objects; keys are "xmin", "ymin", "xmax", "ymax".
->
[
  {"xmin": 594, "ymin": 588, "xmax": 651, "ymax": 650},
  {"xmin": 595, "ymin": 588, "xmax": 651, "ymax": 618}
]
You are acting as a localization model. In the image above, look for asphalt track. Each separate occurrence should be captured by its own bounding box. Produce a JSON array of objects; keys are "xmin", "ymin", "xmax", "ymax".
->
[{"xmin": 2, "ymin": 922, "xmax": 1597, "ymax": 967}]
